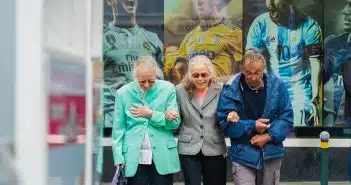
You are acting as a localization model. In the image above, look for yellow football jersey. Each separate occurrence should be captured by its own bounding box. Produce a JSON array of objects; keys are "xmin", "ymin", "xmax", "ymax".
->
[
  {"xmin": 164, "ymin": 45, "xmax": 179, "ymax": 80},
  {"xmin": 178, "ymin": 18, "xmax": 243, "ymax": 77}
]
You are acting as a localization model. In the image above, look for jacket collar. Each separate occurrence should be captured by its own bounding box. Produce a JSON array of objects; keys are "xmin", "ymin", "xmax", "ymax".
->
[
  {"xmin": 188, "ymin": 83, "xmax": 221, "ymax": 113},
  {"xmin": 226, "ymin": 73, "xmax": 278, "ymax": 104}
]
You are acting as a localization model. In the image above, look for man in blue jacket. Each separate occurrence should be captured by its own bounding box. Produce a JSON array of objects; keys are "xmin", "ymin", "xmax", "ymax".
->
[{"xmin": 216, "ymin": 49, "xmax": 293, "ymax": 185}]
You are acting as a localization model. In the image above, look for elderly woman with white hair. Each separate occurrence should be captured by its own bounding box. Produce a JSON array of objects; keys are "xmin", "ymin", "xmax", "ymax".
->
[
  {"xmin": 112, "ymin": 56, "xmax": 181, "ymax": 185},
  {"xmin": 175, "ymin": 55, "xmax": 227, "ymax": 185}
]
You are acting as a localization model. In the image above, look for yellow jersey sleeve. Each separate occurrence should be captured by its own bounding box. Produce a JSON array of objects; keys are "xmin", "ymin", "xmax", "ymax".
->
[
  {"xmin": 178, "ymin": 30, "xmax": 194, "ymax": 61},
  {"xmin": 164, "ymin": 46, "xmax": 179, "ymax": 79},
  {"xmin": 224, "ymin": 26, "xmax": 243, "ymax": 73}
]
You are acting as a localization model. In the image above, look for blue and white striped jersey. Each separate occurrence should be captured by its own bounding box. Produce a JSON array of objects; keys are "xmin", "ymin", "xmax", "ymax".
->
[{"xmin": 246, "ymin": 12, "xmax": 322, "ymax": 126}]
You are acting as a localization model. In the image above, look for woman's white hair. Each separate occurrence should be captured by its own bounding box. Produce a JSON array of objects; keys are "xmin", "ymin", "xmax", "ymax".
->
[
  {"xmin": 132, "ymin": 56, "xmax": 163, "ymax": 79},
  {"xmin": 187, "ymin": 55, "xmax": 216, "ymax": 77},
  {"xmin": 182, "ymin": 55, "xmax": 219, "ymax": 96}
]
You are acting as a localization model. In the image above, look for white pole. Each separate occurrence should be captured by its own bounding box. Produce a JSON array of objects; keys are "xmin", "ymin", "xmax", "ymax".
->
[
  {"xmin": 15, "ymin": 0, "xmax": 47, "ymax": 185},
  {"xmin": 84, "ymin": 0, "xmax": 93, "ymax": 184}
]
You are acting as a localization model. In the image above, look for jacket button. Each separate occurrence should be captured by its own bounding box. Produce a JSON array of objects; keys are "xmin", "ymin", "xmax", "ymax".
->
[
  {"xmin": 200, "ymin": 115, "xmax": 203, "ymax": 119},
  {"xmin": 200, "ymin": 136, "xmax": 203, "ymax": 139},
  {"xmin": 153, "ymin": 146, "xmax": 156, "ymax": 149},
  {"xmin": 200, "ymin": 125, "xmax": 203, "ymax": 129},
  {"xmin": 150, "ymin": 133, "xmax": 153, "ymax": 137}
]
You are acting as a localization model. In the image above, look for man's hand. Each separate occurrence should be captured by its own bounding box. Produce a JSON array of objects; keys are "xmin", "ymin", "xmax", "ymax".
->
[
  {"xmin": 129, "ymin": 104, "xmax": 153, "ymax": 118},
  {"xmin": 165, "ymin": 110, "xmax": 179, "ymax": 121},
  {"xmin": 227, "ymin": 111, "xmax": 240, "ymax": 123},
  {"xmin": 309, "ymin": 100, "xmax": 319, "ymax": 126},
  {"xmin": 310, "ymin": 57, "xmax": 320, "ymax": 126},
  {"xmin": 250, "ymin": 133, "xmax": 270, "ymax": 148},
  {"xmin": 256, "ymin": 119, "xmax": 270, "ymax": 134}
]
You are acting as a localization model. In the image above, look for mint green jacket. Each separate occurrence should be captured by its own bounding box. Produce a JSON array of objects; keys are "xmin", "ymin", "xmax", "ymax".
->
[{"xmin": 112, "ymin": 80, "xmax": 181, "ymax": 177}]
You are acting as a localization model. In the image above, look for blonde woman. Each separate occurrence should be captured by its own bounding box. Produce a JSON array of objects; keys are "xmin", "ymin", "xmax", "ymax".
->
[{"xmin": 176, "ymin": 55, "xmax": 227, "ymax": 185}]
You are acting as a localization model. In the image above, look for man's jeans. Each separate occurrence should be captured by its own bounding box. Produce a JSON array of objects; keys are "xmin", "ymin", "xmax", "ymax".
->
[{"xmin": 232, "ymin": 158, "xmax": 282, "ymax": 185}]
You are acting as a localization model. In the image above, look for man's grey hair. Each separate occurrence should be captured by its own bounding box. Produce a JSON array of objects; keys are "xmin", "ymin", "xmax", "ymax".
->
[
  {"xmin": 132, "ymin": 56, "xmax": 163, "ymax": 79},
  {"xmin": 242, "ymin": 49, "xmax": 267, "ymax": 69}
]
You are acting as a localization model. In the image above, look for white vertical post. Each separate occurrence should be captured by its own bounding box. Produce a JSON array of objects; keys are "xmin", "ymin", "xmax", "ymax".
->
[
  {"xmin": 15, "ymin": 0, "xmax": 47, "ymax": 185},
  {"xmin": 85, "ymin": 0, "xmax": 93, "ymax": 184}
]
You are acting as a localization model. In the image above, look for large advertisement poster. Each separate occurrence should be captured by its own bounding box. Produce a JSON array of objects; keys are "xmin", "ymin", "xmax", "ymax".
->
[
  {"xmin": 102, "ymin": 0, "xmax": 351, "ymax": 132},
  {"xmin": 323, "ymin": 0, "xmax": 351, "ymax": 127},
  {"xmin": 244, "ymin": 0, "xmax": 324, "ymax": 127},
  {"xmin": 164, "ymin": 0, "xmax": 243, "ymax": 84},
  {"xmin": 103, "ymin": 0, "xmax": 164, "ymax": 129}
]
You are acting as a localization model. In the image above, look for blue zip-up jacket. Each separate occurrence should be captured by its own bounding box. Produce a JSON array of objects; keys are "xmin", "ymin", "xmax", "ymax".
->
[{"xmin": 216, "ymin": 73, "xmax": 293, "ymax": 169}]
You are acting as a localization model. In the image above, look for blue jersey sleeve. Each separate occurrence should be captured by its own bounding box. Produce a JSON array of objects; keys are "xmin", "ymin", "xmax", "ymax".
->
[
  {"xmin": 304, "ymin": 19, "xmax": 322, "ymax": 46},
  {"xmin": 246, "ymin": 16, "xmax": 264, "ymax": 51}
]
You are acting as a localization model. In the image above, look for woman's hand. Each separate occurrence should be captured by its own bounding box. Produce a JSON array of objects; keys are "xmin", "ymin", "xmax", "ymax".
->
[
  {"xmin": 165, "ymin": 110, "xmax": 179, "ymax": 121},
  {"xmin": 227, "ymin": 111, "xmax": 240, "ymax": 123},
  {"xmin": 129, "ymin": 104, "xmax": 153, "ymax": 118}
]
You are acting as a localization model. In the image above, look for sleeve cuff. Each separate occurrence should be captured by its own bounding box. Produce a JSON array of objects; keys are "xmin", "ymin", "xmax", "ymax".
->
[
  {"xmin": 245, "ymin": 120, "xmax": 256, "ymax": 135},
  {"xmin": 150, "ymin": 110, "xmax": 165, "ymax": 126},
  {"xmin": 113, "ymin": 150, "xmax": 125, "ymax": 165},
  {"xmin": 114, "ymin": 158, "xmax": 125, "ymax": 165},
  {"xmin": 267, "ymin": 130, "xmax": 275, "ymax": 142}
]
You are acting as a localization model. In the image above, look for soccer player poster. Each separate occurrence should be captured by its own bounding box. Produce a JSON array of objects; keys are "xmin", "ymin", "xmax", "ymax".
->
[
  {"xmin": 244, "ymin": 0, "xmax": 324, "ymax": 127},
  {"xmin": 323, "ymin": 0, "xmax": 351, "ymax": 127},
  {"xmin": 164, "ymin": 0, "xmax": 243, "ymax": 84},
  {"xmin": 102, "ymin": 0, "xmax": 165, "ymax": 128}
]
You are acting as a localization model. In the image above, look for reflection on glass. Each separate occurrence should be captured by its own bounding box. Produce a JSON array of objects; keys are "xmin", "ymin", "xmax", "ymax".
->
[
  {"xmin": 323, "ymin": 0, "xmax": 351, "ymax": 127},
  {"xmin": 245, "ymin": 0, "xmax": 323, "ymax": 127},
  {"xmin": 165, "ymin": 0, "xmax": 243, "ymax": 84},
  {"xmin": 103, "ymin": 0, "xmax": 164, "ymax": 128}
]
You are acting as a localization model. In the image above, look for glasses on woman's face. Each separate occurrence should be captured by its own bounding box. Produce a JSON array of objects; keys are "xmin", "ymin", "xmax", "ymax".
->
[
  {"xmin": 191, "ymin": 72, "xmax": 209, "ymax": 78},
  {"xmin": 138, "ymin": 79, "xmax": 156, "ymax": 85}
]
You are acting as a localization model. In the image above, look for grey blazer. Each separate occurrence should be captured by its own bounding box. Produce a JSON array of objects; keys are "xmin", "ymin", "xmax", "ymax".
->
[{"xmin": 176, "ymin": 83, "xmax": 226, "ymax": 156}]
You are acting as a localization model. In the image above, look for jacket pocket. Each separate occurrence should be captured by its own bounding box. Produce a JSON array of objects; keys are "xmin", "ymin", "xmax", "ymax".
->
[
  {"xmin": 212, "ymin": 136, "xmax": 225, "ymax": 143},
  {"xmin": 178, "ymin": 134, "xmax": 192, "ymax": 143},
  {"xmin": 167, "ymin": 140, "xmax": 177, "ymax": 149}
]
